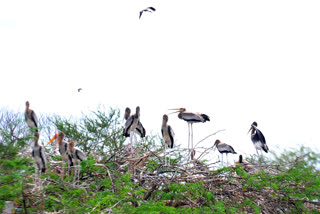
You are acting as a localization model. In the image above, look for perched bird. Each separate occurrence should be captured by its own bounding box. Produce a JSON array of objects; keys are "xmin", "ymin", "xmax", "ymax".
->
[
  {"xmin": 139, "ymin": 7, "xmax": 156, "ymax": 19},
  {"xmin": 67, "ymin": 141, "xmax": 87, "ymax": 182},
  {"xmin": 78, "ymin": 88, "xmax": 82, "ymax": 92},
  {"xmin": 161, "ymin": 114, "xmax": 175, "ymax": 165},
  {"xmin": 235, "ymin": 155, "xmax": 256, "ymax": 173},
  {"xmin": 25, "ymin": 101, "xmax": 39, "ymax": 133},
  {"xmin": 214, "ymin": 139, "xmax": 237, "ymax": 166},
  {"xmin": 123, "ymin": 107, "xmax": 146, "ymax": 137},
  {"xmin": 170, "ymin": 108, "xmax": 210, "ymax": 158},
  {"xmin": 32, "ymin": 132, "xmax": 47, "ymax": 174},
  {"xmin": 123, "ymin": 106, "xmax": 146, "ymax": 138},
  {"xmin": 248, "ymin": 121, "xmax": 268, "ymax": 157},
  {"xmin": 46, "ymin": 132, "xmax": 72, "ymax": 170},
  {"xmin": 67, "ymin": 141, "xmax": 87, "ymax": 165},
  {"xmin": 123, "ymin": 106, "xmax": 146, "ymax": 153}
]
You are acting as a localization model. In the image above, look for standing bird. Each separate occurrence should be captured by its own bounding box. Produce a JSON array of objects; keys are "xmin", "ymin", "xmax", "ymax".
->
[
  {"xmin": 123, "ymin": 107, "xmax": 146, "ymax": 138},
  {"xmin": 67, "ymin": 141, "xmax": 86, "ymax": 182},
  {"xmin": 161, "ymin": 114, "xmax": 175, "ymax": 166},
  {"xmin": 46, "ymin": 132, "xmax": 71, "ymax": 174},
  {"xmin": 32, "ymin": 132, "xmax": 47, "ymax": 174},
  {"xmin": 25, "ymin": 101, "xmax": 39, "ymax": 133},
  {"xmin": 214, "ymin": 139, "xmax": 237, "ymax": 166},
  {"xmin": 139, "ymin": 7, "xmax": 156, "ymax": 19},
  {"xmin": 170, "ymin": 108, "xmax": 210, "ymax": 157},
  {"xmin": 248, "ymin": 121, "xmax": 268, "ymax": 158},
  {"xmin": 123, "ymin": 106, "xmax": 146, "ymax": 153}
]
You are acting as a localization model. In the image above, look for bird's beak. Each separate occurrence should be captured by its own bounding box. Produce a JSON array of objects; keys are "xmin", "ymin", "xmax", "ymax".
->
[
  {"xmin": 168, "ymin": 108, "xmax": 182, "ymax": 115},
  {"xmin": 248, "ymin": 127, "xmax": 253, "ymax": 134},
  {"xmin": 46, "ymin": 133, "xmax": 58, "ymax": 146}
]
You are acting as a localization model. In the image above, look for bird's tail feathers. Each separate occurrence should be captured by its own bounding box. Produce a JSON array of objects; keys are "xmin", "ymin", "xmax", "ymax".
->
[{"xmin": 201, "ymin": 114, "xmax": 210, "ymax": 122}]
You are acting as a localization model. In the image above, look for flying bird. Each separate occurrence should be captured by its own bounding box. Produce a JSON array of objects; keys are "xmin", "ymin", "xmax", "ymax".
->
[
  {"xmin": 248, "ymin": 121, "xmax": 268, "ymax": 158},
  {"xmin": 25, "ymin": 101, "xmax": 39, "ymax": 133},
  {"xmin": 161, "ymin": 114, "xmax": 175, "ymax": 166},
  {"xmin": 214, "ymin": 139, "xmax": 237, "ymax": 166},
  {"xmin": 170, "ymin": 108, "xmax": 210, "ymax": 158},
  {"xmin": 32, "ymin": 132, "xmax": 47, "ymax": 174},
  {"xmin": 78, "ymin": 88, "xmax": 82, "ymax": 92},
  {"xmin": 139, "ymin": 7, "xmax": 156, "ymax": 19}
]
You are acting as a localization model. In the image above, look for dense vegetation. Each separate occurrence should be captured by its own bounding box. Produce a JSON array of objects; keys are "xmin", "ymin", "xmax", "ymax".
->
[{"xmin": 0, "ymin": 107, "xmax": 319, "ymax": 213}]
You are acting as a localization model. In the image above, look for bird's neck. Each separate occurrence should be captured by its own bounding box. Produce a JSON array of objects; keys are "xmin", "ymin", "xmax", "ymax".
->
[
  {"xmin": 34, "ymin": 140, "xmax": 39, "ymax": 147},
  {"xmin": 25, "ymin": 106, "xmax": 30, "ymax": 114}
]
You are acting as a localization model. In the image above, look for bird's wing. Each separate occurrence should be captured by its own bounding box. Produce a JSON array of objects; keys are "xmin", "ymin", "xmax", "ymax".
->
[
  {"xmin": 168, "ymin": 125, "xmax": 174, "ymax": 148},
  {"xmin": 181, "ymin": 112, "xmax": 203, "ymax": 122},
  {"xmin": 168, "ymin": 125, "xmax": 175, "ymax": 139},
  {"xmin": 252, "ymin": 126, "xmax": 266, "ymax": 144},
  {"xmin": 24, "ymin": 112, "xmax": 27, "ymax": 121},
  {"xmin": 148, "ymin": 7, "xmax": 156, "ymax": 11},
  {"xmin": 39, "ymin": 146, "xmax": 47, "ymax": 165},
  {"xmin": 31, "ymin": 110, "xmax": 38, "ymax": 127},
  {"xmin": 123, "ymin": 115, "xmax": 134, "ymax": 136},
  {"xmin": 139, "ymin": 11, "xmax": 143, "ymax": 19},
  {"xmin": 75, "ymin": 149, "xmax": 87, "ymax": 161},
  {"xmin": 136, "ymin": 121, "xmax": 146, "ymax": 138}
]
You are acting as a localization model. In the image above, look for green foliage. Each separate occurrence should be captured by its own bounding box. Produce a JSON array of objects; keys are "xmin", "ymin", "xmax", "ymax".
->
[{"xmin": 1, "ymin": 107, "xmax": 320, "ymax": 213}]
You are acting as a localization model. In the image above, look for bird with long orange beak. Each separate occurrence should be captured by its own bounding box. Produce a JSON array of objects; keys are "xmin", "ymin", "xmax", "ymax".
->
[
  {"xmin": 47, "ymin": 132, "xmax": 72, "ymax": 170},
  {"xmin": 248, "ymin": 121, "xmax": 268, "ymax": 158},
  {"xmin": 169, "ymin": 108, "xmax": 210, "ymax": 159}
]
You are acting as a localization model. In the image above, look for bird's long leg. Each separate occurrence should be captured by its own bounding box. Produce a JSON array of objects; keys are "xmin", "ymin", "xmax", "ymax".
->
[
  {"xmin": 221, "ymin": 154, "xmax": 224, "ymax": 167},
  {"xmin": 190, "ymin": 123, "xmax": 193, "ymax": 152},
  {"xmin": 164, "ymin": 144, "xmax": 167, "ymax": 166},
  {"xmin": 226, "ymin": 153, "xmax": 229, "ymax": 166},
  {"xmin": 130, "ymin": 132, "xmax": 134, "ymax": 154},
  {"xmin": 188, "ymin": 123, "xmax": 190, "ymax": 153}
]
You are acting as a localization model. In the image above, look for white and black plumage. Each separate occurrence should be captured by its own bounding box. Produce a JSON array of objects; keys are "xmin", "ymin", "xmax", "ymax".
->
[
  {"xmin": 67, "ymin": 141, "xmax": 86, "ymax": 183},
  {"xmin": 170, "ymin": 108, "xmax": 210, "ymax": 158},
  {"xmin": 25, "ymin": 101, "xmax": 39, "ymax": 133},
  {"xmin": 32, "ymin": 132, "xmax": 47, "ymax": 173},
  {"xmin": 161, "ymin": 114, "xmax": 175, "ymax": 166},
  {"xmin": 46, "ymin": 132, "xmax": 72, "ymax": 169},
  {"xmin": 214, "ymin": 139, "xmax": 237, "ymax": 166},
  {"xmin": 248, "ymin": 121, "xmax": 268, "ymax": 157},
  {"xmin": 67, "ymin": 141, "xmax": 87, "ymax": 165},
  {"xmin": 123, "ymin": 106, "xmax": 145, "ymax": 153},
  {"xmin": 123, "ymin": 106, "xmax": 146, "ymax": 138},
  {"xmin": 139, "ymin": 7, "xmax": 156, "ymax": 19}
]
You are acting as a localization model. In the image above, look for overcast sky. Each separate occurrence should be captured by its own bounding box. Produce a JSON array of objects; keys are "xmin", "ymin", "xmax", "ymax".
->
[{"xmin": 1, "ymin": 0, "xmax": 320, "ymax": 162}]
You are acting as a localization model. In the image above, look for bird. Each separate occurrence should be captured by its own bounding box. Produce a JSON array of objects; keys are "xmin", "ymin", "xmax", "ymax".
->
[
  {"xmin": 25, "ymin": 101, "xmax": 39, "ymax": 133},
  {"xmin": 139, "ymin": 7, "xmax": 156, "ymax": 19},
  {"xmin": 123, "ymin": 106, "xmax": 146, "ymax": 153},
  {"xmin": 235, "ymin": 155, "xmax": 256, "ymax": 173},
  {"xmin": 248, "ymin": 121, "xmax": 268, "ymax": 158},
  {"xmin": 46, "ymin": 132, "xmax": 72, "ymax": 174},
  {"xmin": 67, "ymin": 141, "xmax": 86, "ymax": 182},
  {"xmin": 78, "ymin": 88, "xmax": 82, "ymax": 92},
  {"xmin": 32, "ymin": 132, "xmax": 47, "ymax": 174},
  {"xmin": 170, "ymin": 108, "xmax": 210, "ymax": 158},
  {"xmin": 214, "ymin": 139, "xmax": 237, "ymax": 167},
  {"xmin": 161, "ymin": 114, "xmax": 175, "ymax": 166}
]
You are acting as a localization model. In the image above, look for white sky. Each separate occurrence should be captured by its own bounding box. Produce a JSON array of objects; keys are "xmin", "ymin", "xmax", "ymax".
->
[{"xmin": 1, "ymin": 0, "xmax": 320, "ymax": 162}]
